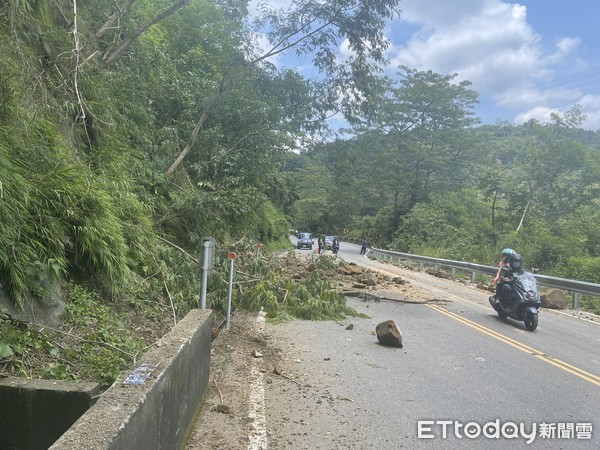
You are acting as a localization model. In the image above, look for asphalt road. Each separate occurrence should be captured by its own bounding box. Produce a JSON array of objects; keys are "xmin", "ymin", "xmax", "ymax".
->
[{"xmin": 268, "ymin": 237, "xmax": 600, "ymax": 449}]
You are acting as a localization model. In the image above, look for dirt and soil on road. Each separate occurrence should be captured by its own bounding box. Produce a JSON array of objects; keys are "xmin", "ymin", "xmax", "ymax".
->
[{"xmin": 184, "ymin": 252, "xmax": 489, "ymax": 449}]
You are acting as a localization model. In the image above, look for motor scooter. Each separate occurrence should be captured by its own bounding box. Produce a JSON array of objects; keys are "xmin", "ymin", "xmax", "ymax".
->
[{"xmin": 489, "ymin": 271, "xmax": 541, "ymax": 331}]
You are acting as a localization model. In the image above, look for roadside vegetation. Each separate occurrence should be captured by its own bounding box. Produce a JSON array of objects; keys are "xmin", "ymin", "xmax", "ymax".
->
[{"xmin": 0, "ymin": 240, "xmax": 362, "ymax": 386}]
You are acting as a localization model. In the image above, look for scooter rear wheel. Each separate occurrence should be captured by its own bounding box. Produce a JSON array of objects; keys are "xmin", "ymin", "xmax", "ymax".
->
[{"xmin": 524, "ymin": 313, "xmax": 538, "ymax": 331}]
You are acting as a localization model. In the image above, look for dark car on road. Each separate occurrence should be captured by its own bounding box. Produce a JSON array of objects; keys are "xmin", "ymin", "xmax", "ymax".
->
[{"xmin": 297, "ymin": 232, "xmax": 313, "ymax": 250}]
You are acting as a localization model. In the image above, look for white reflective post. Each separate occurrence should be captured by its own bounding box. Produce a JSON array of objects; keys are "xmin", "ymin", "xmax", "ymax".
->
[
  {"xmin": 200, "ymin": 239, "xmax": 210, "ymax": 309},
  {"xmin": 200, "ymin": 237, "xmax": 216, "ymax": 309},
  {"xmin": 226, "ymin": 252, "xmax": 235, "ymax": 330}
]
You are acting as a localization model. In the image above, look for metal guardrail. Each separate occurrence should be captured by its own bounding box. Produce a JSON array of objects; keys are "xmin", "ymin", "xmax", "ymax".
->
[{"xmin": 370, "ymin": 248, "xmax": 600, "ymax": 308}]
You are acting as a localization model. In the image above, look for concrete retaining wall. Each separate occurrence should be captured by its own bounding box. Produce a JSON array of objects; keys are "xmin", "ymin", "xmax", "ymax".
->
[
  {"xmin": 0, "ymin": 378, "xmax": 100, "ymax": 450},
  {"xmin": 50, "ymin": 309, "xmax": 212, "ymax": 450}
]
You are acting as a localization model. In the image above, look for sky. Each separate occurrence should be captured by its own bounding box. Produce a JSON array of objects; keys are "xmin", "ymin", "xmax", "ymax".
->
[{"xmin": 249, "ymin": 0, "xmax": 600, "ymax": 130}]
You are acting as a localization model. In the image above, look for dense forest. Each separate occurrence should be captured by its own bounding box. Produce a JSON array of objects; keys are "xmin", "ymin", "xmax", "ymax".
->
[
  {"xmin": 293, "ymin": 102, "xmax": 600, "ymax": 283},
  {"xmin": 1, "ymin": 0, "xmax": 599, "ymax": 380}
]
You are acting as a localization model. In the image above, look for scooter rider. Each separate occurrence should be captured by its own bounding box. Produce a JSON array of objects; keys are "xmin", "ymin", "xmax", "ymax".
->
[
  {"xmin": 488, "ymin": 252, "xmax": 540, "ymax": 331},
  {"xmin": 493, "ymin": 248, "xmax": 514, "ymax": 283},
  {"xmin": 493, "ymin": 248, "xmax": 514, "ymax": 304},
  {"xmin": 332, "ymin": 237, "xmax": 339, "ymax": 255},
  {"xmin": 497, "ymin": 253, "xmax": 524, "ymax": 307}
]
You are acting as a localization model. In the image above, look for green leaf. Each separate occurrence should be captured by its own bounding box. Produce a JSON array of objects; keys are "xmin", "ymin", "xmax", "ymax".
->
[{"xmin": 0, "ymin": 343, "xmax": 14, "ymax": 358}]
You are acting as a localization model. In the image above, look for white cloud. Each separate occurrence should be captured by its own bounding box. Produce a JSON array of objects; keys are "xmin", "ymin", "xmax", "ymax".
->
[
  {"xmin": 514, "ymin": 94, "xmax": 600, "ymax": 130},
  {"xmin": 386, "ymin": 0, "xmax": 591, "ymax": 126},
  {"xmin": 514, "ymin": 106, "xmax": 557, "ymax": 124},
  {"xmin": 547, "ymin": 37, "xmax": 581, "ymax": 64},
  {"xmin": 496, "ymin": 86, "xmax": 581, "ymax": 109},
  {"xmin": 389, "ymin": 2, "xmax": 545, "ymax": 88},
  {"xmin": 574, "ymin": 94, "xmax": 600, "ymax": 129}
]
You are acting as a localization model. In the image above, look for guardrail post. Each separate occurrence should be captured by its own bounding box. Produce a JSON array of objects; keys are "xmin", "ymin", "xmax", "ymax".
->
[
  {"xmin": 573, "ymin": 292, "xmax": 580, "ymax": 309},
  {"xmin": 419, "ymin": 262, "xmax": 424, "ymax": 271},
  {"xmin": 471, "ymin": 272, "xmax": 476, "ymax": 283},
  {"xmin": 451, "ymin": 268, "xmax": 456, "ymax": 278}
]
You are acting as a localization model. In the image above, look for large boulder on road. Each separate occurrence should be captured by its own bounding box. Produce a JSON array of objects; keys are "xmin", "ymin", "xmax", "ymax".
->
[
  {"xmin": 359, "ymin": 273, "xmax": 377, "ymax": 286},
  {"xmin": 339, "ymin": 263, "xmax": 363, "ymax": 276},
  {"xmin": 425, "ymin": 268, "xmax": 451, "ymax": 279},
  {"xmin": 375, "ymin": 320, "xmax": 403, "ymax": 348},
  {"xmin": 540, "ymin": 289, "xmax": 569, "ymax": 309}
]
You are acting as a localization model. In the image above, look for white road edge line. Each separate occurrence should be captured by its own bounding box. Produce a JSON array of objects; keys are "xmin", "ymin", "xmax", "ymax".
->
[
  {"xmin": 248, "ymin": 309, "xmax": 267, "ymax": 450},
  {"xmin": 549, "ymin": 309, "xmax": 600, "ymax": 325}
]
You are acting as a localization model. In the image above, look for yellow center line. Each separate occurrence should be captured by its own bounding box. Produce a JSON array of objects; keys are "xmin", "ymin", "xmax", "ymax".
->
[{"xmin": 427, "ymin": 304, "xmax": 600, "ymax": 387}]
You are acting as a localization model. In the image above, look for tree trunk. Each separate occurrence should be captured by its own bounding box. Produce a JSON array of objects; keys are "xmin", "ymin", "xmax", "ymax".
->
[
  {"xmin": 516, "ymin": 200, "xmax": 531, "ymax": 232},
  {"xmin": 100, "ymin": 0, "xmax": 191, "ymax": 70},
  {"xmin": 165, "ymin": 107, "xmax": 210, "ymax": 176},
  {"xmin": 84, "ymin": 0, "xmax": 137, "ymax": 59}
]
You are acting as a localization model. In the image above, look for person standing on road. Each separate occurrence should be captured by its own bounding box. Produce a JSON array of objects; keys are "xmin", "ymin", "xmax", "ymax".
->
[
  {"xmin": 332, "ymin": 237, "xmax": 339, "ymax": 255},
  {"xmin": 360, "ymin": 238, "xmax": 368, "ymax": 255},
  {"xmin": 318, "ymin": 236, "xmax": 324, "ymax": 254}
]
